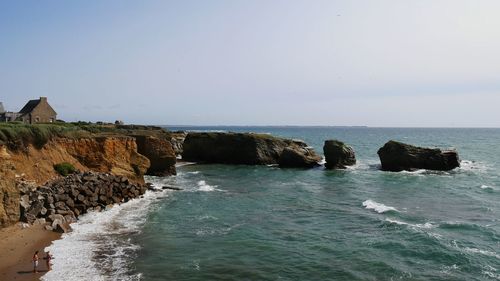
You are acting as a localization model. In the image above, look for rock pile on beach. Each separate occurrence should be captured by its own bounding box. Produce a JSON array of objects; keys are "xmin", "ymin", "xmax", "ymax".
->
[{"xmin": 18, "ymin": 172, "xmax": 147, "ymax": 232}]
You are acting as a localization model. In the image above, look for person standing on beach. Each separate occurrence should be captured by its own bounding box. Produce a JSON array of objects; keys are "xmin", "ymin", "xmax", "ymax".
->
[
  {"xmin": 45, "ymin": 251, "xmax": 53, "ymax": 271},
  {"xmin": 32, "ymin": 251, "xmax": 39, "ymax": 273}
]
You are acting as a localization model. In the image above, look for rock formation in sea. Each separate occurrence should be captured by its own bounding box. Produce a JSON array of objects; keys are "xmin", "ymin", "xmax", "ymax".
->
[
  {"xmin": 182, "ymin": 132, "xmax": 321, "ymax": 167},
  {"xmin": 278, "ymin": 142, "xmax": 322, "ymax": 168},
  {"xmin": 377, "ymin": 140, "xmax": 460, "ymax": 172},
  {"xmin": 323, "ymin": 140, "xmax": 356, "ymax": 169},
  {"xmin": 134, "ymin": 135, "xmax": 177, "ymax": 176}
]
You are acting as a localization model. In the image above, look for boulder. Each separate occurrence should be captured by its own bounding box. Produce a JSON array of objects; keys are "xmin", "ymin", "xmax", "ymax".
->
[
  {"xmin": 48, "ymin": 214, "xmax": 65, "ymax": 224},
  {"xmin": 278, "ymin": 146, "xmax": 321, "ymax": 168},
  {"xmin": 19, "ymin": 195, "xmax": 31, "ymax": 210},
  {"xmin": 54, "ymin": 221, "xmax": 72, "ymax": 233},
  {"xmin": 377, "ymin": 140, "xmax": 460, "ymax": 172},
  {"xmin": 33, "ymin": 218, "xmax": 46, "ymax": 225},
  {"xmin": 182, "ymin": 132, "xmax": 320, "ymax": 167},
  {"xmin": 24, "ymin": 201, "xmax": 44, "ymax": 223},
  {"xmin": 323, "ymin": 140, "xmax": 356, "ymax": 169}
]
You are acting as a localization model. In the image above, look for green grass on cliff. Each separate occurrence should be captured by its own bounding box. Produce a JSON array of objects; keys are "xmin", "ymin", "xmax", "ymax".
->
[
  {"xmin": 0, "ymin": 123, "xmax": 79, "ymax": 149},
  {"xmin": 0, "ymin": 122, "xmax": 171, "ymax": 150}
]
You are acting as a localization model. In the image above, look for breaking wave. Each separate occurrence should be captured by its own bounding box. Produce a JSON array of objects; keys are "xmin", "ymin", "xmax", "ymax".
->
[{"xmin": 362, "ymin": 200, "xmax": 398, "ymax": 214}]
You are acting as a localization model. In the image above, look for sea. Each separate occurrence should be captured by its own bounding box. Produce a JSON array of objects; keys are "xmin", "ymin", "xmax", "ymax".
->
[{"xmin": 42, "ymin": 127, "xmax": 500, "ymax": 281}]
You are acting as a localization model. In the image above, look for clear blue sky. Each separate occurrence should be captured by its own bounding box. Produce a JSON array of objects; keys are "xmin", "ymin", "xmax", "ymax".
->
[{"xmin": 1, "ymin": 0, "xmax": 499, "ymax": 127}]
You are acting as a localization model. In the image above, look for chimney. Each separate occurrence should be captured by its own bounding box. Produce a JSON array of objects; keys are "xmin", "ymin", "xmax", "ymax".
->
[{"xmin": 40, "ymin": 97, "xmax": 47, "ymax": 103}]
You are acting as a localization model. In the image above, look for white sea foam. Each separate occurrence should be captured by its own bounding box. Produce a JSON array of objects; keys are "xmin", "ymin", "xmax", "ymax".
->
[
  {"xmin": 482, "ymin": 265, "xmax": 500, "ymax": 280},
  {"xmin": 400, "ymin": 169, "xmax": 428, "ymax": 175},
  {"xmin": 42, "ymin": 185, "xmax": 167, "ymax": 281},
  {"xmin": 384, "ymin": 218, "xmax": 435, "ymax": 229},
  {"xmin": 440, "ymin": 264, "xmax": 459, "ymax": 275},
  {"xmin": 480, "ymin": 184, "xmax": 497, "ymax": 191},
  {"xmin": 463, "ymin": 247, "xmax": 500, "ymax": 260},
  {"xmin": 362, "ymin": 199, "xmax": 398, "ymax": 213},
  {"xmin": 197, "ymin": 215, "xmax": 218, "ymax": 221},
  {"xmin": 459, "ymin": 160, "xmax": 490, "ymax": 173},
  {"xmin": 176, "ymin": 161, "xmax": 196, "ymax": 167},
  {"xmin": 345, "ymin": 161, "xmax": 364, "ymax": 171},
  {"xmin": 318, "ymin": 157, "xmax": 326, "ymax": 165},
  {"xmin": 197, "ymin": 180, "xmax": 223, "ymax": 192}
]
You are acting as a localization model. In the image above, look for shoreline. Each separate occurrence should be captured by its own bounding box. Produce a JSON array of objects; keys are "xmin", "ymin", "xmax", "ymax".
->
[{"xmin": 0, "ymin": 224, "xmax": 61, "ymax": 281}]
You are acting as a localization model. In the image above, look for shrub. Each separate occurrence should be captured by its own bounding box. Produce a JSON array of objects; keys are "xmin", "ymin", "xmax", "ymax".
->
[{"xmin": 53, "ymin": 162, "xmax": 76, "ymax": 176}]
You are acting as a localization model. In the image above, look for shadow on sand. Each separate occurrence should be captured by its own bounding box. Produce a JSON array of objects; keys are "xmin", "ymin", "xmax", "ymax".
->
[{"xmin": 17, "ymin": 269, "xmax": 48, "ymax": 274}]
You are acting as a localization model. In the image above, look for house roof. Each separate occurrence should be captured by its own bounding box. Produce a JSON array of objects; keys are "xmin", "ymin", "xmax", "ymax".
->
[{"xmin": 19, "ymin": 99, "xmax": 41, "ymax": 114}]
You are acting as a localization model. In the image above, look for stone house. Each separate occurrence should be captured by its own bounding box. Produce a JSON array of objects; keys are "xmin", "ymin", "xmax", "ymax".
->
[
  {"xmin": 18, "ymin": 97, "xmax": 57, "ymax": 124},
  {"xmin": 0, "ymin": 97, "xmax": 57, "ymax": 124}
]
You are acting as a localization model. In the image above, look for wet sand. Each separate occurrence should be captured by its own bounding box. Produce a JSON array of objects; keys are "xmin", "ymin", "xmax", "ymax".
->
[{"xmin": 0, "ymin": 224, "xmax": 61, "ymax": 281}]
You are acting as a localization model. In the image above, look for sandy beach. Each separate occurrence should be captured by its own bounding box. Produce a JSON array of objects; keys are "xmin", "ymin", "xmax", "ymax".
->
[{"xmin": 0, "ymin": 224, "xmax": 61, "ymax": 281}]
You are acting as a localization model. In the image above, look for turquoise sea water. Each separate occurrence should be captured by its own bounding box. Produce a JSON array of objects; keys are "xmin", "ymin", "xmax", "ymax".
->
[{"xmin": 44, "ymin": 127, "xmax": 500, "ymax": 281}]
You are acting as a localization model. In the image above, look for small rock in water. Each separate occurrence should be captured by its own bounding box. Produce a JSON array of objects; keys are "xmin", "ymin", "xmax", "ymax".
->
[{"xmin": 162, "ymin": 185, "xmax": 182, "ymax": 191}]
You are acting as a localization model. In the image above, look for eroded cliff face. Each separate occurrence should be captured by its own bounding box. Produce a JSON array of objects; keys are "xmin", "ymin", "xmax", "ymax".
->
[
  {"xmin": 0, "ymin": 136, "xmax": 152, "ymax": 227},
  {"xmin": 0, "ymin": 147, "xmax": 18, "ymax": 227},
  {"xmin": 8, "ymin": 136, "xmax": 150, "ymax": 184}
]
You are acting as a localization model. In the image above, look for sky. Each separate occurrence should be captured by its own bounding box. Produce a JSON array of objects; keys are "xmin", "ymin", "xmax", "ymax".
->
[{"xmin": 1, "ymin": 0, "xmax": 500, "ymax": 127}]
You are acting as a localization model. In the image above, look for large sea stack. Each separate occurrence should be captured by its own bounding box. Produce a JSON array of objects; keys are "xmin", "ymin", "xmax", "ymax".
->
[
  {"xmin": 182, "ymin": 132, "xmax": 320, "ymax": 168},
  {"xmin": 323, "ymin": 140, "xmax": 356, "ymax": 169},
  {"xmin": 377, "ymin": 140, "xmax": 460, "ymax": 172},
  {"xmin": 134, "ymin": 135, "xmax": 177, "ymax": 176}
]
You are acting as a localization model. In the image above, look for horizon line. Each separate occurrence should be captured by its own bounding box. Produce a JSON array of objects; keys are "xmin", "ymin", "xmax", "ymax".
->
[{"xmin": 155, "ymin": 124, "xmax": 500, "ymax": 129}]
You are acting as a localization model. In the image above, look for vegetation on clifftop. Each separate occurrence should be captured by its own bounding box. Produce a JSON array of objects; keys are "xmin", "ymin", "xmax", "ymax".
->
[{"xmin": 0, "ymin": 122, "xmax": 171, "ymax": 150}]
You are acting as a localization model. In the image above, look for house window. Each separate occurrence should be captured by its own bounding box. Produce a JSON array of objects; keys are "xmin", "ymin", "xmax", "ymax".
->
[
  {"xmin": 50, "ymin": 118, "xmax": 54, "ymax": 123},
  {"xmin": 35, "ymin": 117, "xmax": 40, "ymax": 123}
]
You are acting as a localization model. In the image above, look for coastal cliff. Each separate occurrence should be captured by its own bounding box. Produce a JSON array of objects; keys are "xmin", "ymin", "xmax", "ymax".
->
[
  {"xmin": 6, "ymin": 137, "xmax": 149, "ymax": 184},
  {"xmin": 0, "ymin": 152, "xmax": 17, "ymax": 227},
  {"xmin": 0, "ymin": 123, "xmax": 177, "ymax": 228}
]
